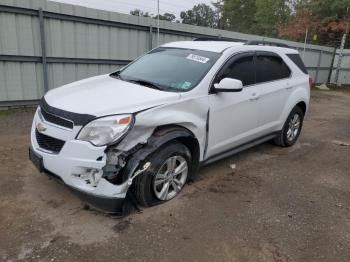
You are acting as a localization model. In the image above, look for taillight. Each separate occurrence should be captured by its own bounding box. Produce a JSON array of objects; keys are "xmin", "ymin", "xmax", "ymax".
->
[{"xmin": 309, "ymin": 77, "xmax": 313, "ymax": 88}]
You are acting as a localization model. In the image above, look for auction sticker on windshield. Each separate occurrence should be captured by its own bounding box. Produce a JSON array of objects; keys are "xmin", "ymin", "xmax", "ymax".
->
[{"xmin": 186, "ymin": 54, "xmax": 210, "ymax": 63}]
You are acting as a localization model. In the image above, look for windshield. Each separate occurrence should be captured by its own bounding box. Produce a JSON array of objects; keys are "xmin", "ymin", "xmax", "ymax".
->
[{"xmin": 118, "ymin": 47, "xmax": 221, "ymax": 92}]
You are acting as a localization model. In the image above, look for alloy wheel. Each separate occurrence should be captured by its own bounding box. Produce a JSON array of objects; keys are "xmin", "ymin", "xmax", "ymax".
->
[
  {"xmin": 286, "ymin": 113, "xmax": 301, "ymax": 142},
  {"xmin": 153, "ymin": 155, "xmax": 188, "ymax": 201}
]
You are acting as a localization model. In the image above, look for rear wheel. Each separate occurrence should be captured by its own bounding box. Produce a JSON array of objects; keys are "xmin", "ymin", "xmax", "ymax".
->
[
  {"xmin": 133, "ymin": 142, "xmax": 191, "ymax": 207},
  {"xmin": 274, "ymin": 106, "xmax": 304, "ymax": 147}
]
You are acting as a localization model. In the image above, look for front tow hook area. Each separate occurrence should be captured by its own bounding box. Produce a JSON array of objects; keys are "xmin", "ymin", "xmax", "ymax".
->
[
  {"xmin": 71, "ymin": 162, "xmax": 151, "ymax": 215},
  {"xmin": 67, "ymin": 185, "xmax": 126, "ymax": 215}
]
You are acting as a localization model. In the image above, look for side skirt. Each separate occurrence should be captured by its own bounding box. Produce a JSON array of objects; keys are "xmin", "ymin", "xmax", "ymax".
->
[{"xmin": 200, "ymin": 132, "xmax": 279, "ymax": 166}]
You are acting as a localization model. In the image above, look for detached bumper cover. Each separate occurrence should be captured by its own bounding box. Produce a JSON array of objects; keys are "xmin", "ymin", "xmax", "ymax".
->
[
  {"xmin": 68, "ymin": 184, "xmax": 125, "ymax": 214},
  {"xmin": 29, "ymin": 146, "xmax": 126, "ymax": 214},
  {"xmin": 30, "ymin": 106, "xmax": 132, "ymax": 213},
  {"xmin": 47, "ymin": 168, "xmax": 125, "ymax": 214}
]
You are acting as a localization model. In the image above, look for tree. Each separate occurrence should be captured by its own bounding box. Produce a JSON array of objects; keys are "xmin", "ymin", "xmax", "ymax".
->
[
  {"xmin": 212, "ymin": 0, "xmax": 224, "ymax": 29},
  {"xmin": 130, "ymin": 9, "xmax": 176, "ymax": 22},
  {"xmin": 130, "ymin": 9, "xmax": 151, "ymax": 18},
  {"xmin": 308, "ymin": 0, "xmax": 350, "ymax": 23},
  {"xmin": 278, "ymin": 0, "xmax": 350, "ymax": 47},
  {"xmin": 180, "ymin": 4, "xmax": 217, "ymax": 27},
  {"xmin": 221, "ymin": 0, "xmax": 256, "ymax": 32},
  {"xmin": 154, "ymin": 13, "xmax": 176, "ymax": 22},
  {"xmin": 278, "ymin": 8, "xmax": 313, "ymax": 41},
  {"xmin": 253, "ymin": 0, "xmax": 291, "ymax": 36}
]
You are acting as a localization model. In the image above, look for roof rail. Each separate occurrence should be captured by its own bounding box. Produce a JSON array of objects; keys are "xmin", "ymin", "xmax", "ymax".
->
[
  {"xmin": 193, "ymin": 36, "xmax": 240, "ymax": 42},
  {"xmin": 245, "ymin": 40, "xmax": 289, "ymax": 48}
]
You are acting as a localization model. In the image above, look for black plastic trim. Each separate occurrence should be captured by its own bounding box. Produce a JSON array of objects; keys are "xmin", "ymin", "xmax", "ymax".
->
[
  {"xmin": 194, "ymin": 36, "xmax": 241, "ymax": 42},
  {"xmin": 40, "ymin": 97, "xmax": 96, "ymax": 126},
  {"xmin": 201, "ymin": 132, "xmax": 280, "ymax": 165},
  {"xmin": 67, "ymin": 185, "xmax": 125, "ymax": 214},
  {"xmin": 245, "ymin": 40, "xmax": 289, "ymax": 48},
  {"xmin": 40, "ymin": 107, "xmax": 74, "ymax": 129}
]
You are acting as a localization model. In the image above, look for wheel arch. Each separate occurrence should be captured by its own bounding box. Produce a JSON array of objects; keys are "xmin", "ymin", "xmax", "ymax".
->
[
  {"xmin": 279, "ymin": 86, "xmax": 309, "ymax": 130},
  {"xmin": 152, "ymin": 124, "xmax": 201, "ymax": 179},
  {"xmin": 296, "ymin": 101, "xmax": 307, "ymax": 115}
]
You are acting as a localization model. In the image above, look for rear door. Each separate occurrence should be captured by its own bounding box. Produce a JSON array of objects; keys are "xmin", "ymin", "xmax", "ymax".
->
[
  {"xmin": 254, "ymin": 52, "xmax": 292, "ymax": 134},
  {"xmin": 206, "ymin": 52, "xmax": 261, "ymax": 158}
]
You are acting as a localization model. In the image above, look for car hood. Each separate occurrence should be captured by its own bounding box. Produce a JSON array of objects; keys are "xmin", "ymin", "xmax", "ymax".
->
[{"xmin": 44, "ymin": 74, "xmax": 181, "ymax": 116}]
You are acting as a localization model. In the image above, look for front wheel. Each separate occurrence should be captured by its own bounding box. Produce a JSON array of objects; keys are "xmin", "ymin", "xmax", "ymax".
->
[
  {"xmin": 274, "ymin": 106, "xmax": 304, "ymax": 147},
  {"xmin": 133, "ymin": 142, "xmax": 192, "ymax": 207}
]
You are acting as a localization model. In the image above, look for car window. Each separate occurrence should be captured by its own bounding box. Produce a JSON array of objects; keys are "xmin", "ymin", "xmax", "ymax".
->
[
  {"xmin": 118, "ymin": 47, "xmax": 221, "ymax": 92},
  {"xmin": 256, "ymin": 55, "xmax": 291, "ymax": 83},
  {"xmin": 218, "ymin": 56, "xmax": 255, "ymax": 86},
  {"xmin": 287, "ymin": 53, "xmax": 308, "ymax": 74}
]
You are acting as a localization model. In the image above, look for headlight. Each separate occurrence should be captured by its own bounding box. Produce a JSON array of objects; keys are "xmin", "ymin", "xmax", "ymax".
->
[{"xmin": 77, "ymin": 114, "xmax": 133, "ymax": 146}]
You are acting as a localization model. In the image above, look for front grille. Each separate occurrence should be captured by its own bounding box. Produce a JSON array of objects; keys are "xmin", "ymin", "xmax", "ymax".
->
[
  {"xmin": 35, "ymin": 129, "xmax": 65, "ymax": 153},
  {"xmin": 40, "ymin": 108, "xmax": 74, "ymax": 129}
]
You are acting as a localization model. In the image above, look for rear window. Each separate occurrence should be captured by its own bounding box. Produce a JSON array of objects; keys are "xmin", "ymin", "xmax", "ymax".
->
[
  {"xmin": 287, "ymin": 54, "xmax": 308, "ymax": 74},
  {"xmin": 256, "ymin": 55, "xmax": 291, "ymax": 83}
]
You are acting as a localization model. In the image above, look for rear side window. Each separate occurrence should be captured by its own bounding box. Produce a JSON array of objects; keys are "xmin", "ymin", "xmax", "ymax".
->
[
  {"xmin": 219, "ymin": 56, "xmax": 255, "ymax": 86},
  {"xmin": 287, "ymin": 53, "xmax": 308, "ymax": 74},
  {"xmin": 256, "ymin": 55, "xmax": 291, "ymax": 84}
]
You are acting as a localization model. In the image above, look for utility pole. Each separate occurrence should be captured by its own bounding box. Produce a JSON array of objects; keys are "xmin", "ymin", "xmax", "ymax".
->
[
  {"xmin": 157, "ymin": 0, "xmax": 160, "ymax": 46},
  {"xmin": 303, "ymin": 28, "xmax": 308, "ymax": 59},
  {"xmin": 335, "ymin": 7, "xmax": 349, "ymax": 86},
  {"xmin": 215, "ymin": 0, "xmax": 220, "ymax": 29}
]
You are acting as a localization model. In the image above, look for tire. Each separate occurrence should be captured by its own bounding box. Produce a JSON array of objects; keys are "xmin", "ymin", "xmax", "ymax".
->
[
  {"xmin": 133, "ymin": 142, "xmax": 192, "ymax": 207},
  {"xmin": 274, "ymin": 106, "xmax": 304, "ymax": 147}
]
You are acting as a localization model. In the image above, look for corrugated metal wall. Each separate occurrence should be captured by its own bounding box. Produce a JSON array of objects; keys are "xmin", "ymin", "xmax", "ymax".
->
[
  {"xmin": 0, "ymin": 0, "xmax": 341, "ymax": 105},
  {"xmin": 331, "ymin": 50, "xmax": 350, "ymax": 85}
]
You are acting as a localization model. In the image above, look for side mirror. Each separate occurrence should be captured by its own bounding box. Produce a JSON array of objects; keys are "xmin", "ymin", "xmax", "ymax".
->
[{"xmin": 214, "ymin": 78, "xmax": 243, "ymax": 92}]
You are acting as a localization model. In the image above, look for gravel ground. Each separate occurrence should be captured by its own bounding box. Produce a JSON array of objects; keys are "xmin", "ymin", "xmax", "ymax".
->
[{"xmin": 0, "ymin": 90, "xmax": 349, "ymax": 262}]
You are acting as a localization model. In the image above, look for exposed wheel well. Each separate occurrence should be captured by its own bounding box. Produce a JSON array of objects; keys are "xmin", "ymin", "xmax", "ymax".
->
[
  {"xmin": 153, "ymin": 125, "xmax": 200, "ymax": 178},
  {"xmin": 296, "ymin": 101, "xmax": 307, "ymax": 115}
]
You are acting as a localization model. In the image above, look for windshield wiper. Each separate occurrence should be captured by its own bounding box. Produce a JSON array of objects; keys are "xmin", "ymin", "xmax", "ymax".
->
[
  {"xmin": 111, "ymin": 73, "xmax": 167, "ymax": 91},
  {"xmin": 110, "ymin": 71, "xmax": 125, "ymax": 81},
  {"xmin": 127, "ymin": 79, "xmax": 165, "ymax": 91}
]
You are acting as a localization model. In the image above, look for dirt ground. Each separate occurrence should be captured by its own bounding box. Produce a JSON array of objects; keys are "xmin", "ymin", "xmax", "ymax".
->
[{"xmin": 0, "ymin": 90, "xmax": 349, "ymax": 262}]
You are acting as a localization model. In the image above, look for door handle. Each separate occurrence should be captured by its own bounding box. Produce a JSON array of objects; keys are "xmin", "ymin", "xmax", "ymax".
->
[
  {"xmin": 249, "ymin": 93, "xmax": 260, "ymax": 101},
  {"xmin": 285, "ymin": 83, "xmax": 293, "ymax": 90},
  {"xmin": 250, "ymin": 97, "xmax": 260, "ymax": 101}
]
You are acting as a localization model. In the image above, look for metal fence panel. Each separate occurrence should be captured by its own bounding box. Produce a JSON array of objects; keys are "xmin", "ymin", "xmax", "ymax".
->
[
  {"xmin": 0, "ymin": 61, "xmax": 43, "ymax": 101},
  {"xmin": 0, "ymin": 0, "xmax": 347, "ymax": 105},
  {"xmin": 331, "ymin": 50, "xmax": 350, "ymax": 85},
  {"xmin": 47, "ymin": 63, "xmax": 121, "ymax": 89}
]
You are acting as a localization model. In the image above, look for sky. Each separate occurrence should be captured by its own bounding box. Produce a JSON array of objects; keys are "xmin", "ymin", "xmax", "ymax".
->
[{"xmin": 50, "ymin": 0, "xmax": 214, "ymax": 19}]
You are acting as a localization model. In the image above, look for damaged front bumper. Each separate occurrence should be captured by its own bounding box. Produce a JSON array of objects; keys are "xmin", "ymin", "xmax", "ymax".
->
[
  {"xmin": 29, "ymin": 142, "xmax": 134, "ymax": 214},
  {"xmin": 29, "ymin": 110, "xmax": 145, "ymax": 214}
]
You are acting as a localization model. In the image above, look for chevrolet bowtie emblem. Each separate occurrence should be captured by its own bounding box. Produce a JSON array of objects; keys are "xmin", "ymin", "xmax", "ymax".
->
[{"xmin": 36, "ymin": 122, "xmax": 47, "ymax": 133}]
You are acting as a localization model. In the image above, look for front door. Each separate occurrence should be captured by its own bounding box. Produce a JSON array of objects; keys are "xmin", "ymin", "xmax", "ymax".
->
[{"xmin": 206, "ymin": 53, "xmax": 261, "ymax": 159}]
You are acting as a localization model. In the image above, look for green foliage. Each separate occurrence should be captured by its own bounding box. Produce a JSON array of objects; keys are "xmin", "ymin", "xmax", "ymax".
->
[
  {"xmin": 221, "ymin": 0, "xmax": 256, "ymax": 32},
  {"xmin": 220, "ymin": 0, "xmax": 291, "ymax": 36},
  {"xmin": 130, "ymin": 9, "xmax": 176, "ymax": 22},
  {"xmin": 154, "ymin": 13, "xmax": 177, "ymax": 22},
  {"xmin": 130, "ymin": 9, "xmax": 151, "ymax": 18},
  {"xmin": 130, "ymin": 0, "xmax": 349, "ymax": 46},
  {"xmin": 308, "ymin": 0, "xmax": 350, "ymax": 22},
  {"xmin": 279, "ymin": 0, "xmax": 350, "ymax": 46},
  {"xmin": 180, "ymin": 4, "xmax": 217, "ymax": 27},
  {"xmin": 253, "ymin": 0, "xmax": 291, "ymax": 36}
]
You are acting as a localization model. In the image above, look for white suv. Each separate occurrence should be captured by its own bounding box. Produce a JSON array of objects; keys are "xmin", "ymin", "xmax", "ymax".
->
[{"xmin": 29, "ymin": 39, "xmax": 310, "ymax": 214}]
